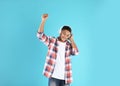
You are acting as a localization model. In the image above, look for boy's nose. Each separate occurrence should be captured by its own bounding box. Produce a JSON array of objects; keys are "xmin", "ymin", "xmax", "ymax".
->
[{"xmin": 64, "ymin": 36, "xmax": 68, "ymax": 39}]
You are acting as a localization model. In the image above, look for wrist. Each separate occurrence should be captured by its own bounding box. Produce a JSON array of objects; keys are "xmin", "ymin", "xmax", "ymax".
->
[{"xmin": 41, "ymin": 19, "xmax": 46, "ymax": 22}]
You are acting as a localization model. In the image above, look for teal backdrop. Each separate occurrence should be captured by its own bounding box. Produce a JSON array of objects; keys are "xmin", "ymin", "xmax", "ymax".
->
[{"xmin": 0, "ymin": 0, "xmax": 120, "ymax": 86}]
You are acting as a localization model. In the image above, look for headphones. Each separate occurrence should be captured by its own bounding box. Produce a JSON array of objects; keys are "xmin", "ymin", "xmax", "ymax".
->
[{"xmin": 58, "ymin": 27, "xmax": 62, "ymax": 34}]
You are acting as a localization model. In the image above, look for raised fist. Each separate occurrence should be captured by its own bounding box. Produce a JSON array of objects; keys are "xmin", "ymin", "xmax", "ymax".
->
[{"xmin": 42, "ymin": 14, "xmax": 48, "ymax": 21}]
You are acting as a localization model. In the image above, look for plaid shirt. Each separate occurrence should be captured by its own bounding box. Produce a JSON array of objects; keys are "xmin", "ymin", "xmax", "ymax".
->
[{"xmin": 37, "ymin": 32, "xmax": 79, "ymax": 84}]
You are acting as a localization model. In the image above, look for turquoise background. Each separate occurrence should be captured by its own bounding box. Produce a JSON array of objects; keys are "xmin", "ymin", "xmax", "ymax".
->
[{"xmin": 0, "ymin": 0, "xmax": 120, "ymax": 86}]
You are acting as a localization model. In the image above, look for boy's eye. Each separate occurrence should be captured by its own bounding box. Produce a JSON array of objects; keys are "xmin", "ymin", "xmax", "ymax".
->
[
  {"xmin": 62, "ymin": 31, "xmax": 70, "ymax": 37},
  {"xmin": 63, "ymin": 32, "xmax": 66, "ymax": 35},
  {"xmin": 67, "ymin": 35, "xmax": 70, "ymax": 38}
]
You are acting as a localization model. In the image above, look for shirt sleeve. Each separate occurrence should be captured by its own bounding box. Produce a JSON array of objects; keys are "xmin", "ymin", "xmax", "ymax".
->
[
  {"xmin": 70, "ymin": 44, "xmax": 79, "ymax": 56},
  {"xmin": 37, "ymin": 32, "xmax": 51, "ymax": 46},
  {"xmin": 71, "ymin": 48, "xmax": 79, "ymax": 55}
]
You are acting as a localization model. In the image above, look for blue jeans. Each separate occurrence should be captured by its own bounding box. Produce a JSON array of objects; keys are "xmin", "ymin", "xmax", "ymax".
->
[{"xmin": 48, "ymin": 77, "xmax": 70, "ymax": 86}]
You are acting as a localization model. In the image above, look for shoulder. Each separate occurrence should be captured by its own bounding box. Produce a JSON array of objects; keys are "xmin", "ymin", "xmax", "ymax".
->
[{"xmin": 49, "ymin": 36, "xmax": 57, "ymax": 43}]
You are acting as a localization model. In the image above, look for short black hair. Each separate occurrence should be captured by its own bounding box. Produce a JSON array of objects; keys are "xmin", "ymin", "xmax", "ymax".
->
[{"xmin": 61, "ymin": 26, "xmax": 72, "ymax": 33}]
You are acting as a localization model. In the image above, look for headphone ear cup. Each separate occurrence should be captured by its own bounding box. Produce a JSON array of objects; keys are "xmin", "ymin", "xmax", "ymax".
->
[{"xmin": 59, "ymin": 28, "xmax": 61, "ymax": 34}]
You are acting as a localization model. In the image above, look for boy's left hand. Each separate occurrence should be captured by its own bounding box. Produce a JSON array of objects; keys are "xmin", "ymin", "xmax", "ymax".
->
[{"xmin": 69, "ymin": 34, "xmax": 74, "ymax": 42}]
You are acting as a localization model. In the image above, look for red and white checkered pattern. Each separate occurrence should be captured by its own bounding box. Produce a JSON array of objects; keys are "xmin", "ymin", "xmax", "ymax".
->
[{"xmin": 37, "ymin": 32, "xmax": 79, "ymax": 84}]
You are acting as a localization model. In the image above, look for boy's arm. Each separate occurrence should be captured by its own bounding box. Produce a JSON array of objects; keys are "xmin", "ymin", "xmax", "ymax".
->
[
  {"xmin": 37, "ymin": 14, "xmax": 51, "ymax": 46},
  {"xmin": 69, "ymin": 36, "xmax": 77, "ymax": 49},
  {"xmin": 69, "ymin": 35, "xmax": 79, "ymax": 55},
  {"xmin": 38, "ymin": 14, "xmax": 48, "ymax": 33}
]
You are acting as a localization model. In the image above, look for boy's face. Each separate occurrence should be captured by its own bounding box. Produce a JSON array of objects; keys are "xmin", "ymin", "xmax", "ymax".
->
[{"xmin": 59, "ymin": 30, "xmax": 71, "ymax": 42}]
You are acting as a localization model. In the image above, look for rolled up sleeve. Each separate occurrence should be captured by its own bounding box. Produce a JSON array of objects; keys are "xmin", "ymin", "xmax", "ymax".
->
[
  {"xmin": 71, "ymin": 48, "xmax": 79, "ymax": 55},
  {"xmin": 37, "ymin": 32, "xmax": 51, "ymax": 46}
]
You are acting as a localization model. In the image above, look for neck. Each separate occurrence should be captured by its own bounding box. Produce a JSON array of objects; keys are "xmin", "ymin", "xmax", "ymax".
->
[{"xmin": 58, "ymin": 37, "xmax": 66, "ymax": 43}]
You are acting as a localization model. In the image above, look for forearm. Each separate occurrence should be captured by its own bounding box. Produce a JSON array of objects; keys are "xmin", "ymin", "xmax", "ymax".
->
[
  {"xmin": 70, "ymin": 39, "xmax": 77, "ymax": 49},
  {"xmin": 38, "ymin": 20, "xmax": 46, "ymax": 33},
  {"xmin": 38, "ymin": 14, "xmax": 48, "ymax": 33},
  {"xmin": 70, "ymin": 39, "xmax": 79, "ymax": 55}
]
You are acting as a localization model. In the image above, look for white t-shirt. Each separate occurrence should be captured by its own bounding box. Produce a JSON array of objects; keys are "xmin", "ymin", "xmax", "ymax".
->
[{"xmin": 52, "ymin": 41, "xmax": 66, "ymax": 80}]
